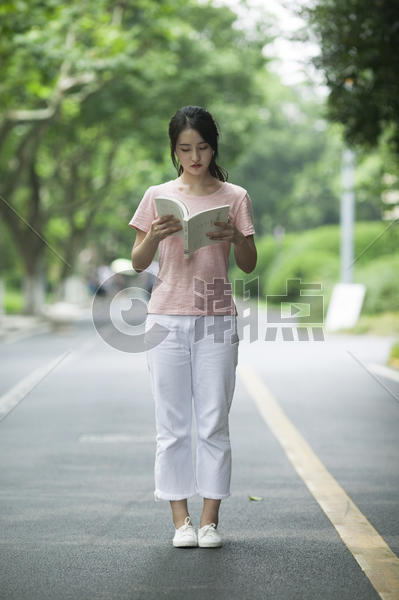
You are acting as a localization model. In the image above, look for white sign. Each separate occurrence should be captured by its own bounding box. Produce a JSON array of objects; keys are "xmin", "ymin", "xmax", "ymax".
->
[{"xmin": 325, "ymin": 283, "xmax": 366, "ymax": 332}]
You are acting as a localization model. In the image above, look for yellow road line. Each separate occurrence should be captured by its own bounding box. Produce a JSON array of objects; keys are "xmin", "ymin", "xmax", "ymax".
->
[{"xmin": 237, "ymin": 361, "xmax": 399, "ymax": 600}]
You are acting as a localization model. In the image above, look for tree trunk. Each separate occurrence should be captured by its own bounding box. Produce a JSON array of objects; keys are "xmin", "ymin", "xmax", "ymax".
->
[
  {"xmin": 0, "ymin": 278, "xmax": 4, "ymax": 315},
  {"xmin": 22, "ymin": 253, "xmax": 46, "ymax": 316}
]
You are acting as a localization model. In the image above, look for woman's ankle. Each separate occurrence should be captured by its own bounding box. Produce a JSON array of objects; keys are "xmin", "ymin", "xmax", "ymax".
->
[
  {"xmin": 199, "ymin": 518, "xmax": 218, "ymax": 528},
  {"xmin": 174, "ymin": 515, "xmax": 191, "ymax": 528},
  {"xmin": 170, "ymin": 499, "xmax": 190, "ymax": 529}
]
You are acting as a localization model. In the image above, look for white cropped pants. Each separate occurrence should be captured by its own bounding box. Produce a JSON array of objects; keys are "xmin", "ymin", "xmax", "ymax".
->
[{"xmin": 144, "ymin": 313, "xmax": 239, "ymax": 502}]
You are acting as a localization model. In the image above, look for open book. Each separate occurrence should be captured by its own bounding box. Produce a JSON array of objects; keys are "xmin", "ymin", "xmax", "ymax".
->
[{"xmin": 155, "ymin": 195, "xmax": 230, "ymax": 259}]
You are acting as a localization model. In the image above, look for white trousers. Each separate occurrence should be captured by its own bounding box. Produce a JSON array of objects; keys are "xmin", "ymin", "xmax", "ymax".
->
[{"xmin": 144, "ymin": 313, "xmax": 239, "ymax": 502}]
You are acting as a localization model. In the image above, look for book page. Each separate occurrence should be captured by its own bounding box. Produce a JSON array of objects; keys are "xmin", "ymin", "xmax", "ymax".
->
[
  {"xmin": 186, "ymin": 205, "xmax": 230, "ymax": 256},
  {"xmin": 154, "ymin": 196, "xmax": 188, "ymax": 238}
]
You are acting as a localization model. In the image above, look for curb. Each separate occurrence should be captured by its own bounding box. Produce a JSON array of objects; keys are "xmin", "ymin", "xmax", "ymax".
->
[{"xmin": 0, "ymin": 315, "xmax": 52, "ymax": 342}]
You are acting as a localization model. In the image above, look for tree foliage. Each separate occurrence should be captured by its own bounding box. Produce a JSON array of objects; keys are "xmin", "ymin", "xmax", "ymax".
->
[
  {"xmin": 1, "ymin": 0, "xmax": 392, "ymax": 316},
  {"xmin": 298, "ymin": 0, "xmax": 399, "ymax": 157},
  {"xmin": 0, "ymin": 0, "xmax": 272, "ymax": 312}
]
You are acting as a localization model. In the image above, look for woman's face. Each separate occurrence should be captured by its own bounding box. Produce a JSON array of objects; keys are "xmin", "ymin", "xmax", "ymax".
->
[{"xmin": 175, "ymin": 128, "xmax": 213, "ymax": 175}]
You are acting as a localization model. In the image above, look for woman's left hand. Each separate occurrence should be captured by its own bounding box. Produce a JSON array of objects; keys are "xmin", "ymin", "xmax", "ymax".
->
[{"xmin": 206, "ymin": 216, "xmax": 245, "ymax": 246}]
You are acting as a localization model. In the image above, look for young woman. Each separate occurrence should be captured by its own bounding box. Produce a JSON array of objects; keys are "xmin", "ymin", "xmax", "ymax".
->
[{"xmin": 129, "ymin": 105, "xmax": 257, "ymax": 548}]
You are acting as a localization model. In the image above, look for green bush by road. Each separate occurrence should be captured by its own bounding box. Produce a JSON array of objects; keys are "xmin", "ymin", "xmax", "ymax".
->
[{"xmin": 229, "ymin": 219, "xmax": 399, "ymax": 319}]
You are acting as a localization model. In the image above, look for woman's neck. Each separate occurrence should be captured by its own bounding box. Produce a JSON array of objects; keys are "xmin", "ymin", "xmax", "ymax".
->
[{"xmin": 178, "ymin": 171, "xmax": 219, "ymax": 193}]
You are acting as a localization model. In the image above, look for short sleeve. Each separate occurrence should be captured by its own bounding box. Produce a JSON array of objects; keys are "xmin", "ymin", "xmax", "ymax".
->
[
  {"xmin": 234, "ymin": 192, "xmax": 255, "ymax": 236},
  {"xmin": 128, "ymin": 186, "xmax": 156, "ymax": 232}
]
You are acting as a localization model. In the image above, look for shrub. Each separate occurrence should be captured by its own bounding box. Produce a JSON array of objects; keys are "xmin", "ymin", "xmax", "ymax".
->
[
  {"xmin": 265, "ymin": 250, "xmax": 338, "ymax": 318},
  {"xmin": 228, "ymin": 220, "xmax": 398, "ymax": 314},
  {"xmin": 353, "ymin": 221, "xmax": 399, "ymax": 265},
  {"xmin": 355, "ymin": 254, "xmax": 399, "ymax": 314}
]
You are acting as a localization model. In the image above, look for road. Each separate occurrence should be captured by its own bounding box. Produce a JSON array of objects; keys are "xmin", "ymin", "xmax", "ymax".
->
[{"xmin": 0, "ymin": 302, "xmax": 398, "ymax": 600}]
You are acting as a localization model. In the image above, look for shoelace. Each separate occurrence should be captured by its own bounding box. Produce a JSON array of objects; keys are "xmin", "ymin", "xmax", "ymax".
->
[
  {"xmin": 178, "ymin": 516, "xmax": 194, "ymax": 533},
  {"xmin": 199, "ymin": 523, "xmax": 217, "ymax": 536}
]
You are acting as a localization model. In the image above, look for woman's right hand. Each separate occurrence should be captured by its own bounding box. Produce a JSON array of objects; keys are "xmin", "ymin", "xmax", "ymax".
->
[{"xmin": 149, "ymin": 214, "xmax": 182, "ymax": 243}]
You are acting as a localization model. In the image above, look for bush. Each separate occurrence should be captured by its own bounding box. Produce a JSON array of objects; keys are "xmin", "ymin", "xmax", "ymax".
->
[
  {"xmin": 355, "ymin": 254, "xmax": 399, "ymax": 314},
  {"xmin": 353, "ymin": 221, "xmax": 399, "ymax": 264},
  {"xmin": 283, "ymin": 225, "xmax": 340, "ymax": 257},
  {"xmin": 228, "ymin": 220, "xmax": 398, "ymax": 314},
  {"xmin": 390, "ymin": 341, "xmax": 399, "ymax": 360},
  {"xmin": 4, "ymin": 287, "xmax": 24, "ymax": 314},
  {"xmin": 265, "ymin": 250, "xmax": 338, "ymax": 320}
]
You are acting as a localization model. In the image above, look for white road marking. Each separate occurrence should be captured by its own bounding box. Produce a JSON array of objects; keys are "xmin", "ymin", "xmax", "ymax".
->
[
  {"xmin": 0, "ymin": 326, "xmax": 117, "ymax": 423},
  {"xmin": 0, "ymin": 351, "xmax": 72, "ymax": 422},
  {"xmin": 367, "ymin": 363, "xmax": 399, "ymax": 384}
]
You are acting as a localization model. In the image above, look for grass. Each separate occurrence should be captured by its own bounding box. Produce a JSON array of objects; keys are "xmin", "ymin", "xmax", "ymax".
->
[
  {"xmin": 3, "ymin": 288, "xmax": 55, "ymax": 314},
  {"xmin": 3, "ymin": 288, "xmax": 24, "ymax": 314},
  {"xmin": 339, "ymin": 311, "xmax": 399, "ymax": 336},
  {"xmin": 388, "ymin": 341, "xmax": 399, "ymax": 370}
]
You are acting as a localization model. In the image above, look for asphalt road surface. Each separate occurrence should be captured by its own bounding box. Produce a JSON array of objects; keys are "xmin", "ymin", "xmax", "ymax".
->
[{"xmin": 0, "ymin": 302, "xmax": 398, "ymax": 600}]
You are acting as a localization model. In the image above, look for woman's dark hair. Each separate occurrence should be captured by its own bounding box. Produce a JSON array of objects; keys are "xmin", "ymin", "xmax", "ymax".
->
[{"xmin": 168, "ymin": 105, "xmax": 228, "ymax": 182}]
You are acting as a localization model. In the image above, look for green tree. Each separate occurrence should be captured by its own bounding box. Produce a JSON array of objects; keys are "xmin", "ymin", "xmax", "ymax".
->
[
  {"xmin": 229, "ymin": 73, "xmax": 385, "ymax": 237},
  {"xmin": 0, "ymin": 0, "xmax": 272, "ymax": 314},
  {"xmin": 298, "ymin": 0, "xmax": 399, "ymax": 157}
]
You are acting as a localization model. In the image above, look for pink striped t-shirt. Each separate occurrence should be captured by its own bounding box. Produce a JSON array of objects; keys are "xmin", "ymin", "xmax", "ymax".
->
[{"xmin": 128, "ymin": 178, "xmax": 255, "ymax": 315}]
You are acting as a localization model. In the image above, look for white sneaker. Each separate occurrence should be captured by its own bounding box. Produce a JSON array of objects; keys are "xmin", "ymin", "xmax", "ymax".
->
[
  {"xmin": 172, "ymin": 516, "xmax": 198, "ymax": 547},
  {"xmin": 197, "ymin": 522, "xmax": 222, "ymax": 547}
]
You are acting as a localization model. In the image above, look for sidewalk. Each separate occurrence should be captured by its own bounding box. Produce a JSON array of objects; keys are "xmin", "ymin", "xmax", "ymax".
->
[
  {"xmin": 0, "ymin": 302, "xmax": 93, "ymax": 342},
  {"xmin": 0, "ymin": 314, "xmax": 51, "ymax": 342}
]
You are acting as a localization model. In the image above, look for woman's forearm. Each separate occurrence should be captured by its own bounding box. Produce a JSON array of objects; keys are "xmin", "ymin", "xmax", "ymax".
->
[
  {"xmin": 233, "ymin": 233, "xmax": 257, "ymax": 274},
  {"xmin": 131, "ymin": 231, "xmax": 159, "ymax": 273}
]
